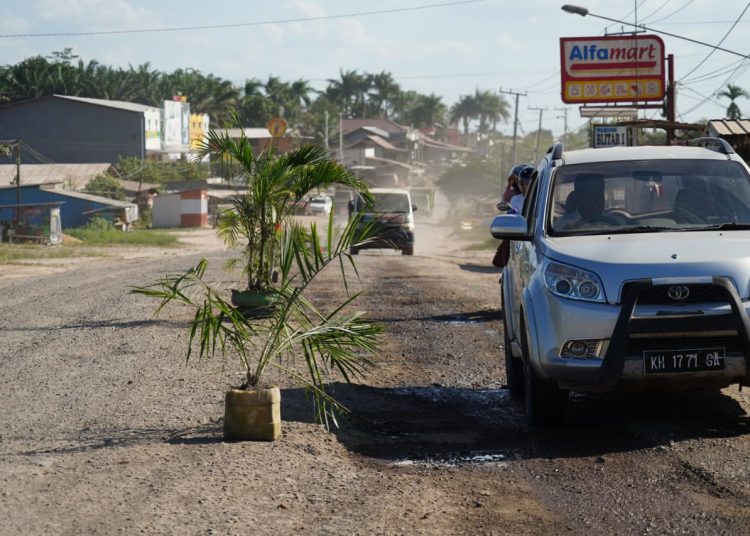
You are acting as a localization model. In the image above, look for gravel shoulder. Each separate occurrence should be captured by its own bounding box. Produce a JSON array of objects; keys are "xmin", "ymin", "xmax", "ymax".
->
[{"xmin": 1, "ymin": 220, "xmax": 749, "ymax": 535}]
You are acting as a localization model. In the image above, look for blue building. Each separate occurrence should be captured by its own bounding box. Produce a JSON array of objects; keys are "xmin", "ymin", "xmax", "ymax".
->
[{"xmin": 0, "ymin": 184, "xmax": 138, "ymax": 230}]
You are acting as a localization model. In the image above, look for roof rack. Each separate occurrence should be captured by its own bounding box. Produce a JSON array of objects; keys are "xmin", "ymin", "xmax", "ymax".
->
[{"xmin": 686, "ymin": 137, "xmax": 735, "ymax": 155}]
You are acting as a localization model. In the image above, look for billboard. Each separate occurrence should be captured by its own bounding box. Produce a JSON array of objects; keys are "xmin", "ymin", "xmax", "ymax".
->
[
  {"xmin": 163, "ymin": 100, "xmax": 182, "ymax": 147},
  {"xmin": 560, "ymin": 35, "xmax": 665, "ymax": 104}
]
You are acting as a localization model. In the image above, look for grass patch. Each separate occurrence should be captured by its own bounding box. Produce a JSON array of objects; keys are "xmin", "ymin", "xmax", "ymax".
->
[
  {"xmin": 0, "ymin": 244, "xmax": 107, "ymax": 263},
  {"xmin": 65, "ymin": 228, "xmax": 180, "ymax": 247}
]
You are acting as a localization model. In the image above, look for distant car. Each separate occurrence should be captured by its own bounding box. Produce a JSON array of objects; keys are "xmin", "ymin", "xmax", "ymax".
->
[
  {"xmin": 309, "ymin": 196, "xmax": 333, "ymax": 215},
  {"xmin": 350, "ymin": 188, "xmax": 416, "ymax": 255}
]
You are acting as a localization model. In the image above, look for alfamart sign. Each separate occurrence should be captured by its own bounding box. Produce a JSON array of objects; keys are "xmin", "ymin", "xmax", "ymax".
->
[{"xmin": 560, "ymin": 35, "xmax": 665, "ymax": 104}]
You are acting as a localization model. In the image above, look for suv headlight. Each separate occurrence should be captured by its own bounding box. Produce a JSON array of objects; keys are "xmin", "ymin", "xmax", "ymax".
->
[{"xmin": 544, "ymin": 261, "xmax": 606, "ymax": 303}]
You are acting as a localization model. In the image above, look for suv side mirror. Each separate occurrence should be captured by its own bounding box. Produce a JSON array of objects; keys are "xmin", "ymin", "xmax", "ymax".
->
[
  {"xmin": 412, "ymin": 204, "xmax": 418, "ymax": 212},
  {"xmin": 490, "ymin": 214, "xmax": 531, "ymax": 241}
]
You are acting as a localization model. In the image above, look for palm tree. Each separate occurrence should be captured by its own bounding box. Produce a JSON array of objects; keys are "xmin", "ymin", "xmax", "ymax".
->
[
  {"xmin": 407, "ymin": 93, "xmax": 446, "ymax": 129},
  {"xmin": 717, "ymin": 83, "xmax": 749, "ymax": 120},
  {"xmin": 392, "ymin": 90, "xmax": 419, "ymax": 125},
  {"xmin": 450, "ymin": 94, "xmax": 479, "ymax": 136},
  {"xmin": 367, "ymin": 71, "xmax": 400, "ymax": 118},
  {"xmin": 194, "ymin": 117, "xmax": 374, "ymax": 292},
  {"xmin": 273, "ymin": 78, "xmax": 313, "ymax": 128},
  {"xmin": 474, "ymin": 89, "xmax": 509, "ymax": 135},
  {"xmin": 325, "ymin": 69, "xmax": 369, "ymax": 118}
]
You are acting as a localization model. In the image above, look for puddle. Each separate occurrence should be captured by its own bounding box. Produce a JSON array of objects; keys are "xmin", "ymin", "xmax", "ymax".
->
[
  {"xmin": 443, "ymin": 319, "xmax": 475, "ymax": 326},
  {"xmin": 391, "ymin": 386, "xmax": 509, "ymax": 406},
  {"xmin": 390, "ymin": 451, "xmax": 509, "ymax": 468}
]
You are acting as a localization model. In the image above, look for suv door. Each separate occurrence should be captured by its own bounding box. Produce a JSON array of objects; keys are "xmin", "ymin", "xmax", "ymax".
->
[{"xmin": 509, "ymin": 170, "xmax": 540, "ymax": 336}]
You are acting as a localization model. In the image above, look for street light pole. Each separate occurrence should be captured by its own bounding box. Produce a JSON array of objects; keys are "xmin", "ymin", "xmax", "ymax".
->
[{"xmin": 561, "ymin": 5, "xmax": 750, "ymax": 60}]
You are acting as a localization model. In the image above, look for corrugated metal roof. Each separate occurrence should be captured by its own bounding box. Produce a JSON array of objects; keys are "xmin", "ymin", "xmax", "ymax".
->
[
  {"xmin": 0, "ymin": 163, "xmax": 113, "ymax": 188},
  {"xmin": 53, "ymin": 94, "xmax": 159, "ymax": 113},
  {"xmin": 707, "ymin": 119, "xmax": 750, "ymax": 137},
  {"xmin": 38, "ymin": 186, "xmax": 136, "ymax": 207},
  {"xmin": 345, "ymin": 135, "xmax": 404, "ymax": 152},
  {"xmin": 118, "ymin": 179, "xmax": 161, "ymax": 192},
  {"xmin": 342, "ymin": 118, "xmax": 407, "ymax": 135},
  {"xmin": 365, "ymin": 155, "xmax": 422, "ymax": 173},
  {"xmin": 221, "ymin": 127, "xmax": 273, "ymax": 139}
]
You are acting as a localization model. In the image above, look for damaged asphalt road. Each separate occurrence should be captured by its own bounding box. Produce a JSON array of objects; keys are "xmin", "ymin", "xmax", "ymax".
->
[{"xmin": 1, "ymin": 223, "xmax": 749, "ymax": 535}]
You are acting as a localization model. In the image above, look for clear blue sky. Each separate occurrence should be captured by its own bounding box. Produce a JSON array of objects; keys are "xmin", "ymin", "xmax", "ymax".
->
[{"xmin": 2, "ymin": 0, "xmax": 749, "ymax": 138}]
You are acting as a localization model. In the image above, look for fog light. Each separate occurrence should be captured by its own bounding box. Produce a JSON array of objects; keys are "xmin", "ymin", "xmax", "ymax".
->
[
  {"xmin": 569, "ymin": 340, "xmax": 587, "ymax": 357},
  {"xmin": 561, "ymin": 339, "xmax": 603, "ymax": 359}
]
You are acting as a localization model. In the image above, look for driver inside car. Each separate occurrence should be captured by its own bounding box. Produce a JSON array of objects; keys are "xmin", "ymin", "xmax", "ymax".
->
[{"xmin": 554, "ymin": 173, "xmax": 608, "ymax": 230}]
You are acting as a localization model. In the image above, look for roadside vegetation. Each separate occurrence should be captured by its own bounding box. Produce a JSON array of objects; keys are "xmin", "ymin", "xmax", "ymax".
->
[
  {"xmin": 0, "ymin": 244, "xmax": 106, "ymax": 263},
  {"xmin": 0, "ymin": 218, "xmax": 180, "ymax": 263},
  {"xmin": 65, "ymin": 218, "xmax": 179, "ymax": 247}
]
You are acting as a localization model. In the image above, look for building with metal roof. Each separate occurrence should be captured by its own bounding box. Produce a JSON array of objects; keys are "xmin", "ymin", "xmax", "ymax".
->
[
  {"xmin": 0, "ymin": 184, "xmax": 138, "ymax": 229},
  {"xmin": 0, "ymin": 163, "xmax": 114, "ymax": 190},
  {"xmin": 707, "ymin": 119, "xmax": 750, "ymax": 162},
  {"xmin": 0, "ymin": 95, "xmax": 159, "ymax": 165}
]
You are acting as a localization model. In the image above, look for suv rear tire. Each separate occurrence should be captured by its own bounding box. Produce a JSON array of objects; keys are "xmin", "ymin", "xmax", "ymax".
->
[
  {"xmin": 401, "ymin": 246, "xmax": 414, "ymax": 255},
  {"xmin": 520, "ymin": 319, "xmax": 568, "ymax": 424}
]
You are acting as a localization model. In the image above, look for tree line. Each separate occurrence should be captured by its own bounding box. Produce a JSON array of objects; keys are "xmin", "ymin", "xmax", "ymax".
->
[{"xmin": 0, "ymin": 49, "xmax": 513, "ymax": 145}]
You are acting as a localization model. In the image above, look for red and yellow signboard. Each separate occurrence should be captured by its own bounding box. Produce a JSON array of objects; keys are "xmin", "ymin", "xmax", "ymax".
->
[
  {"xmin": 266, "ymin": 117, "xmax": 288, "ymax": 138},
  {"xmin": 560, "ymin": 35, "xmax": 665, "ymax": 104}
]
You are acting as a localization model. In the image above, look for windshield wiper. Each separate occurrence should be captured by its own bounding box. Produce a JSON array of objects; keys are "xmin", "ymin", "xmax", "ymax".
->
[
  {"xmin": 696, "ymin": 222, "xmax": 750, "ymax": 231},
  {"xmin": 603, "ymin": 225, "xmax": 674, "ymax": 235}
]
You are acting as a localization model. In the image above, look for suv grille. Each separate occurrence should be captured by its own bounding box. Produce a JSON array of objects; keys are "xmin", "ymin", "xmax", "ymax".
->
[{"xmin": 625, "ymin": 283, "xmax": 729, "ymax": 305}]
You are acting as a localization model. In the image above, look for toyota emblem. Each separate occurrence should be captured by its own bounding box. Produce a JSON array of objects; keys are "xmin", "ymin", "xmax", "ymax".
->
[{"xmin": 667, "ymin": 285, "xmax": 690, "ymax": 301}]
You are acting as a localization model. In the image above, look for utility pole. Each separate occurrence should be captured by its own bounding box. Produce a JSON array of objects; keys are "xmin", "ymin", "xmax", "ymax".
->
[
  {"xmin": 338, "ymin": 112, "xmax": 344, "ymax": 162},
  {"xmin": 0, "ymin": 139, "xmax": 20, "ymax": 224},
  {"xmin": 14, "ymin": 140, "xmax": 21, "ymax": 224},
  {"xmin": 555, "ymin": 107, "xmax": 569, "ymax": 143},
  {"xmin": 324, "ymin": 110, "xmax": 329, "ymax": 151},
  {"xmin": 528, "ymin": 106, "xmax": 546, "ymax": 162},
  {"xmin": 665, "ymin": 53, "xmax": 675, "ymax": 146},
  {"xmin": 499, "ymin": 89, "xmax": 526, "ymax": 166}
]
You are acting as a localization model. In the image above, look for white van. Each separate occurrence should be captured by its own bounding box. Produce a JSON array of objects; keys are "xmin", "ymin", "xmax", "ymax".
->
[{"xmin": 349, "ymin": 188, "xmax": 416, "ymax": 255}]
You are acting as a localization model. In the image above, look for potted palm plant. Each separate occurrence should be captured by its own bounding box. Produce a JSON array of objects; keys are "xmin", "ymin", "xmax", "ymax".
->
[
  {"xmin": 197, "ymin": 119, "xmax": 373, "ymax": 315},
  {"xmin": 132, "ymin": 210, "xmax": 382, "ymax": 439}
]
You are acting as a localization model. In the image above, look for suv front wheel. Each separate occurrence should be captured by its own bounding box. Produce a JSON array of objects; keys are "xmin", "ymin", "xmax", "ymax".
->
[
  {"xmin": 503, "ymin": 308, "xmax": 524, "ymax": 400},
  {"xmin": 520, "ymin": 318, "xmax": 569, "ymax": 424}
]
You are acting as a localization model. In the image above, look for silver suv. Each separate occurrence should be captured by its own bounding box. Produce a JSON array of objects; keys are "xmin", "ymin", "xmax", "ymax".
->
[{"xmin": 491, "ymin": 138, "xmax": 750, "ymax": 424}]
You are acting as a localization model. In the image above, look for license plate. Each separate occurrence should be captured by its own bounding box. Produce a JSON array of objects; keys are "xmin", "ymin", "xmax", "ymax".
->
[{"xmin": 643, "ymin": 347, "xmax": 725, "ymax": 374}]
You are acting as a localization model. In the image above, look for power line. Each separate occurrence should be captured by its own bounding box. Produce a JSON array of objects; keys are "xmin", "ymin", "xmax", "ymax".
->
[
  {"xmin": 639, "ymin": 0, "xmax": 674, "ymax": 24},
  {"xmin": 0, "ymin": 0, "xmax": 487, "ymax": 38},
  {"xmin": 647, "ymin": 0, "xmax": 694, "ymax": 24},
  {"xmin": 603, "ymin": 0, "xmax": 647, "ymax": 34},
  {"xmin": 677, "ymin": 2, "xmax": 750, "ymax": 83}
]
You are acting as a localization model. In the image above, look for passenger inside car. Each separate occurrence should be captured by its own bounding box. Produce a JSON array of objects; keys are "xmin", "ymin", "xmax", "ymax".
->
[{"xmin": 554, "ymin": 173, "xmax": 607, "ymax": 229}]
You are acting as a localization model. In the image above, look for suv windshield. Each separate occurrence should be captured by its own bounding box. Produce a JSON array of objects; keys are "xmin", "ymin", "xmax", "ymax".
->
[
  {"xmin": 548, "ymin": 159, "xmax": 750, "ymax": 235},
  {"xmin": 370, "ymin": 193, "xmax": 410, "ymax": 213}
]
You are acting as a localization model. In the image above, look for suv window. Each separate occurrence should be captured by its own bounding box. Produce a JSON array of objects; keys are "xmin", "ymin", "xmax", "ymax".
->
[
  {"xmin": 548, "ymin": 159, "xmax": 750, "ymax": 235},
  {"xmin": 361, "ymin": 193, "xmax": 411, "ymax": 213}
]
